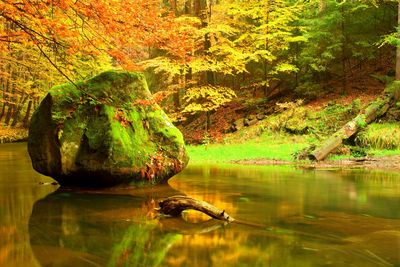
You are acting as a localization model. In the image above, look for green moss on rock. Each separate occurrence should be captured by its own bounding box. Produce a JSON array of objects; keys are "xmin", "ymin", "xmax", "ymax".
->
[{"xmin": 28, "ymin": 70, "xmax": 188, "ymax": 187}]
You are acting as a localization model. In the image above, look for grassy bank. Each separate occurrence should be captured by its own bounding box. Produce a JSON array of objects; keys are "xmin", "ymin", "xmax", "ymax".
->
[
  {"xmin": 188, "ymin": 132, "xmax": 309, "ymax": 163},
  {"xmin": 188, "ymin": 132, "xmax": 400, "ymax": 164},
  {"xmin": 187, "ymin": 101, "xmax": 400, "ymax": 164}
]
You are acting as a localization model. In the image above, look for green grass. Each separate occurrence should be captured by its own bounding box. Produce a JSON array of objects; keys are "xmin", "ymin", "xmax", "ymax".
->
[
  {"xmin": 357, "ymin": 123, "xmax": 400, "ymax": 149},
  {"xmin": 187, "ymin": 133, "xmax": 308, "ymax": 163},
  {"xmin": 369, "ymin": 149, "xmax": 400, "ymax": 157}
]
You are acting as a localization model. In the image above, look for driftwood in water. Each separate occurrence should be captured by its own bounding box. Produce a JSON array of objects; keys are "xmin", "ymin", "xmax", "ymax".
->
[
  {"xmin": 158, "ymin": 195, "xmax": 235, "ymax": 223},
  {"xmin": 309, "ymin": 87, "xmax": 400, "ymax": 161}
]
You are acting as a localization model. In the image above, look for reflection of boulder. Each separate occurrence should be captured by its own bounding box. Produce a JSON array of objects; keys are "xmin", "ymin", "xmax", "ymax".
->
[
  {"xmin": 28, "ymin": 70, "xmax": 188, "ymax": 187},
  {"xmin": 29, "ymin": 186, "xmax": 182, "ymax": 267}
]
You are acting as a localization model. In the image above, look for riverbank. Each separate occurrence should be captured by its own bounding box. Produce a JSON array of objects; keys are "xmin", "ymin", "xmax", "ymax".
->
[
  {"xmin": 0, "ymin": 127, "xmax": 28, "ymax": 143},
  {"xmin": 232, "ymin": 156, "xmax": 400, "ymax": 171},
  {"xmin": 187, "ymin": 129, "xmax": 400, "ymax": 170},
  {"xmin": 187, "ymin": 94, "xmax": 400, "ymax": 170}
]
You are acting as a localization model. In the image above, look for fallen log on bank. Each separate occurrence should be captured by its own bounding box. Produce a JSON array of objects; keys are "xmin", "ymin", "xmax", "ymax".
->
[
  {"xmin": 309, "ymin": 85, "xmax": 400, "ymax": 161},
  {"xmin": 158, "ymin": 195, "xmax": 235, "ymax": 223}
]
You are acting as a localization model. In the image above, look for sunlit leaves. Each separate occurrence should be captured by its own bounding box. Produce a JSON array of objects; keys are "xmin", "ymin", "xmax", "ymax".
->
[{"xmin": 182, "ymin": 85, "xmax": 237, "ymax": 114}]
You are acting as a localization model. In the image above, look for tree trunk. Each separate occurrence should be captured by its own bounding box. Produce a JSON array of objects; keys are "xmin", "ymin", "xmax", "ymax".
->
[
  {"xmin": 204, "ymin": 1, "xmax": 215, "ymax": 86},
  {"xmin": 184, "ymin": 0, "xmax": 192, "ymax": 14},
  {"xmin": 396, "ymin": 0, "xmax": 400, "ymax": 80},
  {"xmin": 11, "ymin": 93, "xmax": 28, "ymax": 127},
  {"xmin": 309, "ymin": 88, "xmax": 400, "ymax": 161},
  {"xmin": 205, "ymin": 110, "xmax": 211, "ymax": 133},
  {"xmin": 4, "ymin": 104, "xmax": 14, "ymax": 125},
  {"xmin": 158, "ymin": 195, "xmax": 235, "ymax": 222},
  {"xmin": 341, "ymin": 3, "xmax": 347, "ymax": 93},
  {"xmin": 0, "ymin": 103, "xmax": 5, "ymax": 121},
  {"xmin": 23, "ymin": 99, "xmax": 33, "ymax": 128},
  {"xmin": 263, "ymin": 2, "xmax": 270, "ymax": 97},
  {"xmin": 0, "ymin": 75, "xmax": 10, "ymax": 122}
]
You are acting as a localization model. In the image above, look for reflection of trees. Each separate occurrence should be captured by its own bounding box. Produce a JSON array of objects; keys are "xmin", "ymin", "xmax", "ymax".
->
[
  {"xmin": 0, "ymin": 143, "xmax": 56, "ymax": 267},
  {"xmin": 28, "ymin": 187, "xmax": 185, "ymax": 267},
  {"xmin": 336, "ymin": 169, "xmax": 400, "ymax": 218},
  {"xmin": 167, "ymin": 165, "xmax": 400, "ymax": 266}
]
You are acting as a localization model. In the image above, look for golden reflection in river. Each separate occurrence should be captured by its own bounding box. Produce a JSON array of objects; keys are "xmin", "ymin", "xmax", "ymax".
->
[{"xmin": 0, "ymin": 143, "xmax": 56, "ymax": 267}]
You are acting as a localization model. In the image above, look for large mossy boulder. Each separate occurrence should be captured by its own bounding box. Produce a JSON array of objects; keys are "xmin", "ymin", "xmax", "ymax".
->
[{"xmin": 28, "ymin": 71, "xmax": 188, "ymax": 187}]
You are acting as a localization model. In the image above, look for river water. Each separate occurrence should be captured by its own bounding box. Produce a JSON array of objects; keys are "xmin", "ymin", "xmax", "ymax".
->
[{"xmin": 1, "ymin": 143, "xmax": 400, "ymax": 267}]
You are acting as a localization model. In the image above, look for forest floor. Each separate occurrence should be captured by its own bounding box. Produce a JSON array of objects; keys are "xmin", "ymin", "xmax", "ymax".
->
[{"xmin": 0, "ymin": 127, "xmax": 28, "ymax": 143}]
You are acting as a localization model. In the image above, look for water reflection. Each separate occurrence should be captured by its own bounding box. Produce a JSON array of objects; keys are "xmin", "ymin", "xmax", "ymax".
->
[
  {"xmin": 0, "ymin": 143, "xmax": 56, "ymax": 267},
  {"xmin": 165, "ymin": 165, "xmax": 400, "ymax": 266},
  {"xmin": 2, "ymin": 143, "xmax": 400, "ymax": 266},
  {"xmin": 28, "ymin": 185, "xmax": 187, "ymax": 267}
]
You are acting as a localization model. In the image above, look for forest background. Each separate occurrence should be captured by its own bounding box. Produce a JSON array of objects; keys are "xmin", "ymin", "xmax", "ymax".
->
[{"xmin": 1, "ymin": 0, "xmax": 400, "ymax": 161}]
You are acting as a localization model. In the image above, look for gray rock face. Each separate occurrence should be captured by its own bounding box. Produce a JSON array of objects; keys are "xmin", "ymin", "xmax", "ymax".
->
[{"xmin": 28, "ymin": 70, "xmax": 188, "ymax": 187}]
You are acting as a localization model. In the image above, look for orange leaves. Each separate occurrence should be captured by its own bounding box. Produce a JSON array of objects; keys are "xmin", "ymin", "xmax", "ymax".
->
[
  {"xmin": 1, "ymin": 0, "xmax": 182, "ymax": 71},
  {"xmin": 133, "ymin": 99, "xmax": 156, "ymax": 107},
  {"xmin": 140, "ymin": 151, "xmax": 166, "ymax": 180},
  {"xmin": 113, "ymin": 109, "xmax": 129, "ymax": 128}
]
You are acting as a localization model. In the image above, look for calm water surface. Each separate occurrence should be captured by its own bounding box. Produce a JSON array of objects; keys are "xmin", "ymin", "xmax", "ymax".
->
[{"xmin": 1, "ymin": 143, "xmax": 400, "ymax": 266}]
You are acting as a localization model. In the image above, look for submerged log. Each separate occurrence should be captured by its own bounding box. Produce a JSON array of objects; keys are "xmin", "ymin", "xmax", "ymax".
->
[
  {"xmin": 158, "ymin": 195, "xmax": 235, "ymax": 223},
  {"xmin": 309, "ymin": 85, "xmax": 400, "ymax": 161}
]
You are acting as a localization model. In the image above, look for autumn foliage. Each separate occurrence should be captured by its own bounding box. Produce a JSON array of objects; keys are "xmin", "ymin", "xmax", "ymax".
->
[{"xmin": 0, "ymin": 0, "xmax": 189, "ymax": 128}]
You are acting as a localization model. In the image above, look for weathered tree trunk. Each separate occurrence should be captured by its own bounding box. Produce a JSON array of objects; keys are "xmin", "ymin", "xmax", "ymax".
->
[
  {"xmin": 158, "ymin": 195, "xmax": 235, "ymax": 222},
  {"xmin": 309, "ymin": 89, "xmax": 400, "ymax": 161},
  {"xmin": 22, "ymin": 99, "xmax": 33, "ymax": 128}
]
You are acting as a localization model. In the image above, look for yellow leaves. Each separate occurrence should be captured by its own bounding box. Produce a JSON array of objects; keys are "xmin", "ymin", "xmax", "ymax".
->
[
  {"xmin": 182, "ymin": 85, "xmax": 237, "ymax": 114},
  {"xmin": 141, "ymin": 57, "xmax": 182, "ymax": 76},
  {"xmin": 273, "ymin": 63, "xmax": 299, "ymax": 74}
]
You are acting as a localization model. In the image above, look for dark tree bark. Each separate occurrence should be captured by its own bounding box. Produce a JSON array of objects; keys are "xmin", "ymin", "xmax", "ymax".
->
[
  {"xmin": 4, "ymin": 103, "xmax": 14, "ymax": 125},
  {"xmin": 0, "ymin": 78, "xmax": 7, "ymax": 121},
  {"xmin": 158, "ymin": 195, "xmax": 235, "ymax": 222},
  {"xmin": 23, "ymin": 99, "xmax": 33, "ymax": 128},
  {"xmin": 0, "ymin": 103, "xmax": 5, "ymax": 121}
]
